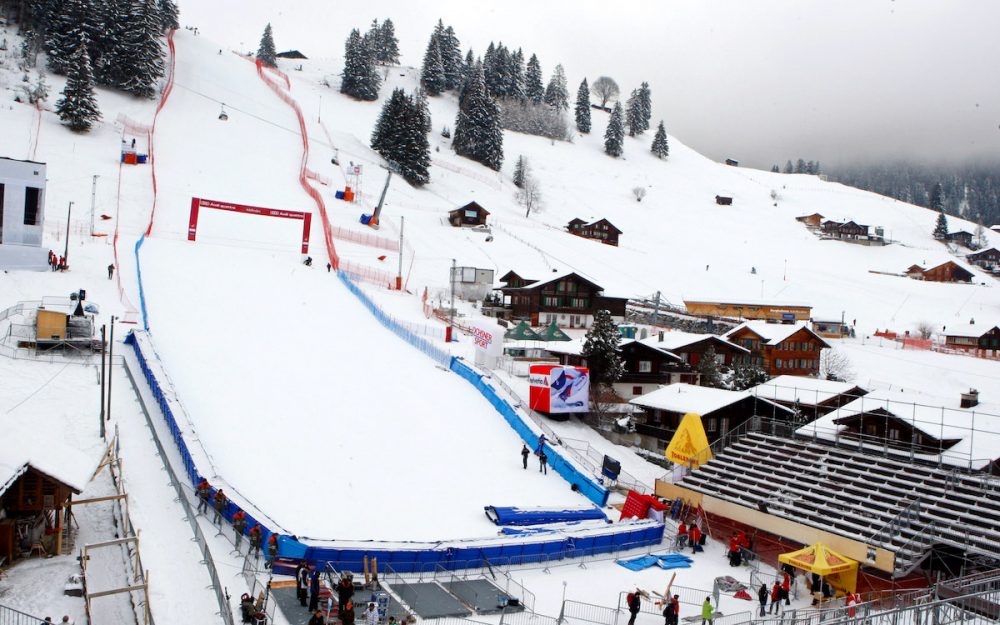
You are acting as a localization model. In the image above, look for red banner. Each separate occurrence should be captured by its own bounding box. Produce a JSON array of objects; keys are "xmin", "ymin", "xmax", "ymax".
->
[{"xmin": 187, "ymin": 197, "xmax": 312, "ymax": 253}]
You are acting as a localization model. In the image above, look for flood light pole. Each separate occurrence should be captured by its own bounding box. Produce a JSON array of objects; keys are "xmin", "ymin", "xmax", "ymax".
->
[
  {"xmin": 63, "ymin": 201, "xmax": 74, "ymax": 264},
  {"xmin": 99, "ymin": 324, "xmax": 107, "ymax": 439},
  {"xmin": 396, "ymin": 216, "xmax": 404, "ymax": 291},
  {"xmin": 107, "ymin": 316, "xmax": 116, "ymax": 425},
  {"xmin": 90, "ymin": 175, "xmax": 99, "ymax": 236},
  {"xmin": 450, "ymin": 258, "xmax": 456, "ymax": 339}
]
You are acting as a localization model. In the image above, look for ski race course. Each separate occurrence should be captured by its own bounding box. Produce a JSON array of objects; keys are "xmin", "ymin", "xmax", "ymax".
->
[{"xmin": 122, "ymin": 31, "xmax": 663, "ymax": 568}]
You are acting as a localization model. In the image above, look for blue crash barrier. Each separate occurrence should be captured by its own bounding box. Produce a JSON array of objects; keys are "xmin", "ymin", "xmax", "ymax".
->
[{"xmin": 484, "ymin": 505, "xmax": 609, "ymax": 526}]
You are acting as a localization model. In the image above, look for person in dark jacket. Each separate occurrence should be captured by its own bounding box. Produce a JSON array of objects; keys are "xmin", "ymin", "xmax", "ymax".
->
[
  {"xmin": 539, "ymin": 450, "xmax": 548, "ymax": 474},
  {"xmin": 665, "ymin": 594, "xmax": 680, "ymax": 625},
  {"xmin": 213, "ymin": 489, "xmax": 227, "ymax": 525},
  {"xmin": 297, "ymin": 564, "xmax": 311, "ymax": 606},
  {"xmin": 232, "ymin": 511, "xmax": 246, "ymax": 550},
  {"xmin": 196, "ymin": 479, "xmax": 210, "ymax": 514},
  {"xmin": 757, "ymin": 584, "xmax": 768, "ymax": 617},
  {"xmin": 337, "ymin": 573, "xmax": 355, "ymax": 615},
  {"xmin": 521, "ymin": 444, "xmax": 530, "ymax": 469},
  {"xmin": 627, "ymin": 589, "xmax": 641, "ymax": 625},
  {"xmin": 308, "ymin": 568, "xmax": 321, "ymax": 612},
  {"xmin": 308, "ymin": 610, "xmax": 326, "ymax": 624},
  {"xmin": 266, "ymin": 534, "xmax": 279, "ymax": 568},
  {"xmin": 342, "ymin": 600, "xmax": 356, "ymax": 625},
  {"xmin": 249, "ymin": 524, "xmax": 262, "ymax": 554}
]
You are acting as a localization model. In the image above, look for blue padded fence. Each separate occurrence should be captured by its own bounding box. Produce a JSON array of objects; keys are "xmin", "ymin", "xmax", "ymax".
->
[
  {"xmin": 450, "ymin": 357, "xmax": 610, "ymax": 507},
  {"xmin": 133, "ymin": 234, "xmax": 150, "ymax": 331}
]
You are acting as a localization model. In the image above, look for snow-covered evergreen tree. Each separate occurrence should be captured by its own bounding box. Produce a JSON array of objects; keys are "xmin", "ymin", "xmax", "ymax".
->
[
  {"xmin": 574, "ymin": 78, "xmax": 591, "ymax": 133},
  {"xmin": 933, "ymin": 209, "xmax": 949, "ymax": 240},
  {"xmin": 783, "ymin": 160, "xmax": 794, "ymax": 174},
  {"xmin": 378, "ymin": 18, "xmax": 400, "ymax": 65},
  {"xmin": 512, "ymin": 155, "xmax": 526, "ymax": 188},
  {"xmin": 96, "ymin": 0, "xmax": 132, "ymax": 88},
  {"xmin": 55, "ymin": 37, "xmax": 101, "ymax": 131},
  {"xmin": 45, "ymin": 0, "xmax": 91, "ymax": 75},
  {"xmin": 625, "ymin": 88, "xmax": 639, "ymax": 137},
  {"xmin": 340, "ymin": 28, "xmax": 380, "ymax": 101},
  {"xmin": 420, "ymin": 33, "xmax": 446, "ymax": 96},
  {"xmin": 509, "ymin": 48, "xmax": 526, "ymax": 102},
  {"xmin": 697, "ymin": 346, "xmax": 724, "ymax": 388},
  {"xmin": 110, "ymin": 0, "xmax": 163, "ymax": 98},
  {"xmin": 795, "ymin": 158, "xmax": 807, "ymax": 174},
  {"xmin": 440, "ymin": 25, "xmax": 463, "ymax": 90},
  {"xmin": 634, "ymin": 81, "xmax": 651, "ymax": 135},
  {"xmin": 770, "ymin": 165, "xmax": 780, "ymax": 173},
  {"xmin": 370, "ymin": 88, "xmax": 430, "ymax": 186},
  {"xmin": 731, "ymin": 362, "xmax": 768, "ymax": 391},
  {"xmin": 604, "ymin": 102, "xmax": 624, "ymax": 157},
  {"xmin": 482, "ymin": 42, "xmax": 498, "ymax": 94},
  {"xmin": 256, "ymin": 23, "xmax": 276, "ymax": 68},
  {"xmin": 453, "ymin": 62, "xmax": 503, "ymax": 171},
  {"xmin": 492, "ymin": 44, "xmax": 511, "ymax": 97},
  {"xmin": 157, "ymin": 0, "xmax": 179, "ymax": 31},
  {"xmin": 525, "ymin": 53, "xmax": 544, "ymax": 104},
  {"xmin": 543, "ymin": 64, "xmax": 568, "ymax": 110},
  {"xmin": 650, "ymin": 121, "xmax": 669, "ymax": 159},
  {"xmin": 929, "ymin": 182, "xmax": 945, "ymax": 211},
  {"xmin": 582, "ymin": 310, "xmax": 624, "ymax": 389}
]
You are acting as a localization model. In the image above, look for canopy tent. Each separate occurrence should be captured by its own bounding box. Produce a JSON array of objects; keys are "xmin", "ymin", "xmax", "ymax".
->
[
  {"xmin": 540, "ymin": 321, "xmax": 572, "ymax": 342},
  {"xmin": 505, "ymin": 321, "xmax": 543, "ymax": 341},
  {"xmin": 778, "ymin": 543, "xmax": 858, "ymax": 594}
]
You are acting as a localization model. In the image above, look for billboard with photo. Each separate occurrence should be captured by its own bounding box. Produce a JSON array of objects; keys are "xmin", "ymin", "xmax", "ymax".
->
[{"xmin": 528, "ymin": 364, "xmax": 590, "ymax": 414}]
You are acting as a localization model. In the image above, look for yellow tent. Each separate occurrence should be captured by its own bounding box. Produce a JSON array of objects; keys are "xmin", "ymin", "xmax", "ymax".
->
[
  {"xmin": 664, "ymin": 413, "xmax": 712, "ymax": 468},
  {"xmin": 778, "ymin": 543, "xmax": 858, "ymax": 594}
]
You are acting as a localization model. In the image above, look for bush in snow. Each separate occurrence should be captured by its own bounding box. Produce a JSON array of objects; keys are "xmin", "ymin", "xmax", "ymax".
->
[{"xmin": 499, "ymin": 99, "xmax": 569, "ymax": 141}]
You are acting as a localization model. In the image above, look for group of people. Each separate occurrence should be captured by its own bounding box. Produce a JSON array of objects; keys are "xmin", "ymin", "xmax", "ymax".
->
[
  {"xmin": 196, "ymin": 478, "xmax": 276, "ymax": 562},
  {"xmin": 627, "ymin": 589, "xmax": 715, "ymax": 625},
  {"xmin": 675, "ymin": 521, "xmax": 706, "ymax": 554},
  {"xmin": 294, "ymin": 568, "xmax": 386, "ymax": 625},
  {"xmin": 521, "ymin": 443, "xmax": 548, "ymax": 474},
  {"xmin": 726, "ymin": 531, "xmax": 753, "ymax": 567},
  {"xmin": 758, "ymin": 570, "xmax": 793, "ymax": 616},
  {"xmin": 46, "ymin": 250, "xmax": 67, "ymax": 272}
]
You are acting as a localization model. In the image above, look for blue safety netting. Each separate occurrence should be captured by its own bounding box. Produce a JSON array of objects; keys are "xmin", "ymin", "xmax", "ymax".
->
[{"xmin": 485, "ymin": 505, "xmax": 608, "ymax": 526}]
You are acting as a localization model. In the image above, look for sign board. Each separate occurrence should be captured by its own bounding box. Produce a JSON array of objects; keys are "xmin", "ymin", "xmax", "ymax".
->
[
  {"xmin": 601, "ymin": 455, "xmax": 621, "ymax": 480},
  {"xmin": 528, "ymin": 364, "xmax": 590, "ymax": 414},
  {"xmin": 471, "ymin": 320, "xmax": 503, "ymax": 357},
  {"xmin": 664, "ymin": 413, "xmax": 712, "ymax": 468},
  {"xmin": 187, "ymin": 197, "xmax": 312, "ymax": 253}
]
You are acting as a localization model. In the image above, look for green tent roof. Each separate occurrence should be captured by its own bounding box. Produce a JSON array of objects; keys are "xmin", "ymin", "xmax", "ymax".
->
[
  {"xmin": 505, "ymin": 320, "xmax": 543, "ymax": 341},
  {"xmin": 541, "ymin": 320, "xmax": 572, "ymax": 342}
]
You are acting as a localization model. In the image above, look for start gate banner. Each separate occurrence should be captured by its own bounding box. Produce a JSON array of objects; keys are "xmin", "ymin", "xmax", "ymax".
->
[
  {"xmin": 187, "ymin": 197, "xmax": 313, "ymax": 253},
  {"xmin": 528, "ymin": 364, "xmax": 590, "ymax": 414}
]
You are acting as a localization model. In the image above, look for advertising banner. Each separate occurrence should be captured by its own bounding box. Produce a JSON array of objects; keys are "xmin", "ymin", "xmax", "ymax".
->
[
  {"xmin": 187, "ymin": 197, "xmax": 312, "ymax": 253},
  {"xmin": 528, "ymin": 364, "xmax": 590, "ymax": 414},
  {"xmin": 664, "ymin": 413, "xmax": 712, "ymax": 468}
]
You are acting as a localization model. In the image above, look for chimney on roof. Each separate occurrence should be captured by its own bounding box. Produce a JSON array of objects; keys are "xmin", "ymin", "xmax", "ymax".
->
[
  {"xmin": 961, "ymin": 389, "xmax": 979, "ymax": 409},
  {"xmin": 658, "ymin": 331, "xmax": 664, "ymax": 342}
]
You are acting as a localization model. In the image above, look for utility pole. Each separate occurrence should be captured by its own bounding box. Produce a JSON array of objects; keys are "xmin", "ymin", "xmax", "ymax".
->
[
  {"xmin": 450, "ymin": 258, "xmax": 456, "ymax": 340},
  {"xmin": 63, "ymin": 201, "xmax": 74, "ymax": 265},
  {"xmin": 107, "ymin": 316, "xmax": 116, "ymax": 425},
  {"xmin": 90, "ymin": 175, "xmax": 99, "ymax": 236},
  {"xmin": 99, "ymin": 325, "xmax": 107, "ymax": 439},
  {"xmin": 396, "ymin": 216, "xmax": 404, "ymax": 291},
  {"xmin": 653, "ymin": 290, "xmax": 661, "ymax": 327}
]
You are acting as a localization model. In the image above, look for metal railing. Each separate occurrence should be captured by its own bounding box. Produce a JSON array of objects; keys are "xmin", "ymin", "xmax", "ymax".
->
[
  {"xmin": 0, "ymin": 603, "xmax": 47, "ymax": 625},
  {"xmin": 868, "ymin": 499, "xmax": 923, "ymax": 547},
  {"xmin": 561, "ymin": 437, "xmax": 649, "ymax": 494},
  {"xmin": 499, "ymin": 609, "xmax": 560, "ymax": 625},
  {"xmin": 123, "ymin": 359, "xmax": 235, "ymax": 625},
  {"xmin": 560, "ymin": 600, "xmax": 620, "ymax": 625}
]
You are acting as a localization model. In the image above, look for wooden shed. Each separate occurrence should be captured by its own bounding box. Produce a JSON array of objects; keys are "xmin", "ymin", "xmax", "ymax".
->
[
  {"xmin": 920, "ymin": 261, "xmax": 974, "ymax": 283},
  {"xmin": 448, "ymin": 201, "xmax": 490, "ymax": 227},
  {"xmin": 715, "ymin": 195, "xmax": 733, "ymax": 206},
  {"xmin": 795, "ymin": 213, "xmax": 825, "ymax": 228},
  {"xmin": 567, "ymin": 218, "xmax": 622, "ymax": 246}
]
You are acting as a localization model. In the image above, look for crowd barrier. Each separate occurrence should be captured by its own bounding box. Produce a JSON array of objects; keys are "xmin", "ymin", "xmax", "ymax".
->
[{"xmin": 450, "ymin": 357, "xmax": 610, "ymax": 507}]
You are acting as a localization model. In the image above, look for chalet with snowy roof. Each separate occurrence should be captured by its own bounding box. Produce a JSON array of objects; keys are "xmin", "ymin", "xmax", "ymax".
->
[
  {"xmin": 447, "ymin": 201, "xmax": 490, "ymax": 227},
  {"xmin": 567, "ymin": 218, "xmax": 622, "ymax": 247},
  {"xmin": 811, "ymin": 319, "xmax": 851, "ymax": 338},
  {"xmin": 942, "ymin": 323, "xmax": 1000, "ymax": 354},
  {"xmin": 820, "ymin": 219, "xmax": 874, "ymax": 241},
  {"xmin": 496, "ymin": 271, "xmax": 627, "ymax": 329},
  {"xmin": 748, "ymin": 375, "xmax": 867, "ymax": 422},
  {"xmin": 684, "ymin": 299, "xmax": 812, "ymax": 323},
  {"xmin": 641, "ymin": 330, "xmax": 748, "ymax": 369},
  {"xmin": 725, "ymin": 321, "xmax": 829, "ymax": 376},
  {"xmin": 967, "ymin": 248, "xmax": 1000, "ymax": 272},
  {"xmin": 0, "ymin": 425, "xmax": 101, "ymax": 564},
  {"xmin": 629, "ymin": 383, "xmax": 793, "ymax": 452},
  {"xmin": 945, "ymin": 230, "xmax": 975, "ymax": 249},
  {"xmin": 276, "ymin": 49, "xmax": 308, "ymax": 59},
  {"xmin": 795, "ymin": 213, "xmax": 824, "ymax": 228},
  {"xmin": 905, "ymin": 260, "xmax": 974, "ymax": 283}
]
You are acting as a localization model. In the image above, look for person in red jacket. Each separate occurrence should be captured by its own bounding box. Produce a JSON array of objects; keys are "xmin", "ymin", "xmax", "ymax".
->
[
  {"xmin": 677, "ymin": 522, "xmax": 688, "ymax": 549},
  {"xmin": 688, "ymin": 524, "xmax": 702, "ymax": 554},
  {"xmin": 780, "ymin": 572, "xmax": 791, "ymax": 605},
  {"xmin": 769, "ymin": 581, "xmax": 781, "ymax": 615},
  {"xmin": 728, "ymin": 534, "xmax": 741, "ymax": 566}
]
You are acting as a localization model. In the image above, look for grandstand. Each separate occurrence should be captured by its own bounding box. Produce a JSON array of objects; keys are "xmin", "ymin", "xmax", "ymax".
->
[{"xmin": 656, "ymin": 386, "xmax": 1000, "ymax": 581}]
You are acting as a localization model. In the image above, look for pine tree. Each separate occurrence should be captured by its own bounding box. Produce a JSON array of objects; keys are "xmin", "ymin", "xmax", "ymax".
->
[
  {"xmin": 771, "ymin": 165, "xmax": 780, "ymax": 173},
  {"xmin": 525, "ymin": 53, "xmax": 544, "ymax": 104},
  {"xmin": 453, "ymin": 62, "xmax": 503, "ymax": 171},
  {"xmin": 929, "ymin": 182, "xmax": 944, "ymax": 211},
  {"xmin": 604, "ymin": 102, "xmax": 624, "ymax": 157},
  {"xmin": 96, "ymin": 0, "xmax": 132, "ymax": 88},
  {"xmin": 256, "ymin": 23, "xmax": 277, "ymax": 68},
  {"xmin": 378, "ymin": 18, "xmax": 400, "ymax": 64},
  {"xmin": 157, "ymin": 0, "xmax": 179, "ymax": 31},
  {"xmin": 795, "ymin": 158, "xmax": 807, "ymax": 174},
  {"xmin": 370, "ymin": 89, "xmax": 430, "ymax": 186},
  {"xmin": 362, "ymin": 19, "xmax": 381, "ymax": 59},
  {"xmin": 45, "ymin": 0, "xmax": 91, "ymax": 75},
  {"xmin": 55, "ymin": 37, "xmax": 101, "ymax": 131},
  {"xmin": 636, "ymin": 81, "xmax": 651, "ymax": 134},
  {"xmin": 582, "ymin": 309, "xmax": 624, "ymax": 389},
  {"xmin": 492, "ymin": 44, "xmax": 511, "ymax": 97},
  {"xmin": 509, "ymin": 48, "xmax": 526, "ymax": 102},
  {"xmin": 650, "ymin": 121, "xmax": 669, "ymax": 159},
  {"xmin": 482, "ymin": 42, "xmax": 498, "ymax": 95},
  {"xmin": 420, "ymin": 33, "xmax": 446, "ymax": 96},
  {"xmin": 574, "ymin": 78, "xmax": 591, "ymax": 133},
  {"xmin": 933, "ymin": 209, "xmax": 949, "ymax": 240},
  {"xmin": 783, "ymin": 160, "xmax": 794, "ymax": 174},
  {"xmin": 414, "ymin": 88, "xmax": 431, "ymax": 134},
  {"xmin": 116, "ymin": 0, "xmax": 164, "ymax": 98},
  {"xmin": 543, "ymin": 64, "xmax": 568, "ymax": 110},
  {"xmin": 625, "ymin": 88, "xmax": 639, "ymax": 137},
  {"xmin": 440, "ymin": 25, "xmax": 463, "ymax": 90},
  {"xmin": 340, "ymin": 28, "xmax": 380, "ymax": 101},
  {"xmin": 697, "ymin": 346, "xmax": 724, "ymax": 388},
  {"xmin": 458, "ymin": 49, "xmax": 475, "ymax": 101},
  {"xmin": 512, "ymin": 155, "xmax": 527, "ymax": 188}
]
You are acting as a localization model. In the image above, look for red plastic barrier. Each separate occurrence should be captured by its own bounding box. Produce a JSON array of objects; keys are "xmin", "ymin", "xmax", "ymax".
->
[{"xmin": 146, "ymin": 28, "xmax": 178, "ymax": 237}]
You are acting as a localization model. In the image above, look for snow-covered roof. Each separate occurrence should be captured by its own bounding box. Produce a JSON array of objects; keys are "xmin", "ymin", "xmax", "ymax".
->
[
  {"xmin": 796, "ymin": 389, "xmax": 1000, "ymax": 470},
  {"xmin": 630, "ymin": 383, "xmax": 756, "ymax": 415},
  {"xmin": 725, "ymin": 320, "xmax": 828, "ymax": 346},
  {"xmin": 639, "ymin": 330, "xmax": 749, "ymax": 354},
  {"xmin": 750, "ymin": 375, "xmax": 865, "ymax": 406},
  {"xmin": 539, "ymin": 337, "xmax": 587, "ymax": 356},
  {"xmin": 0, "ymin": 424, "xmax": 102, "ymax": 496},
  {"xmin": 943, "ymin": 323, "xmax": 1000, "ymax": 339},
  {"xmin": 684, "ymin": 297, "xmax": 812, "ymax": 308}
]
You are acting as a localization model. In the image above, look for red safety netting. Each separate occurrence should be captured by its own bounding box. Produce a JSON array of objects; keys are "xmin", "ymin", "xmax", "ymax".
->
[
  {"xmin": 255, "ymin": 60, "xmax": 340, "ymax": 270},
  {"xmin": 146, "ymin": 28, "xmax": 177, "ymax": 237}
]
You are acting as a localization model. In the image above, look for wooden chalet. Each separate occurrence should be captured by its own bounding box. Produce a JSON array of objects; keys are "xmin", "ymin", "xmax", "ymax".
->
[
  {"xmin": 906, "ymin": 261, "xmax": 974, "ymax": 283},
  {"xmin": 967, "ymin": 248, "xmax": 1000, "ymax": 272},
  {"xmin": 617, "ymin": 340, "xmax": 689, "ymax": 399},
  {"xmin": 833, "ymin": 409, "xmax": 964, "ymax": 456},
  {"xmin": 795, "ymin": 213, "xmax": 824, "ymax": 228},
  {"xmin": 629, "ymin": 383, "xmax": 794, "ymax": 452},
  {"xmin": 943, "ymin": 323, "xmax": 1000, "ymax": 353},
  {"xmin": 946, "ymin": 230, "xmax": 975, "ymax": 249},
  {"xmin": 276, "ymin": 50, "xmax": 308, "ymax": 59},
  {"xmin": 725, "ymin": 321, "xmax": 830, "ymax": 377},
  {"xmin": 643, "ymin": 330, "xmax": 748, "ymax": 369},
  {"xmin": 684, "ymin": 299, "xmax": 812, "ymax": 323},
  {"xmin": 448, "ymin": 201, "xmax": 490, "ymax": 227},
  {"xmin": 497, "ymin": 271, "xmax": 627, "ymax": 329},
  {"xmin": 748, "ymin": 375, "xmax": 868, "ymax": 423},
  {"xmin": 715, "ymin": 195, "xmax": 733, "ymax": 206},
  {"xmin": 820, "ymin": 220, "xmax": 869, "ymax": 240},
  {"xmin": 566, "ymin": 218, "xmax": 622, "ymax": 247}
]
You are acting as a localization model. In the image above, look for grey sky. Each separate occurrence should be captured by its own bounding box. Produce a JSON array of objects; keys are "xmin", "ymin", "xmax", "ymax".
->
[{"xmin": 180, "ymin": 0, "xmax": 1000, "ymax": 168}]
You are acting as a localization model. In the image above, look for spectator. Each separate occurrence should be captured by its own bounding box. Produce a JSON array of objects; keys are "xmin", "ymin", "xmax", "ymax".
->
[
  {"xmin": 266, "ymin": 534, "xmax": 278, "ymax": 568},
  {"xmin": 337, "ymin": 572, "xmax": 355, "ymax": 615},
  {"xmin": 196, "ymin": 479, "xmax": 210, "ymax": 514},
  {"xmin": 688, "ymin": 524, "xmax": 702, "ymax": 554},
  {"xmin": 677, "ymin": 521, "xmax": 687, "ymax": 549},
  {"xmin": 728, "ymin": 533, "xmax": 741, "ymax": 567},
  {"xmin": 213, "ymin": 489, "xmax": 227, "ymax": 525},
  {"xmin": 626, "ymin": 589, "xmax": 641, "ymax": 625},
  {"xmin": 342, "ymin": 600, "xmax": 356, "ymax": 625},
  {"xmin": 521, "ymin": 444, "xmax": 530, "ymax": 469},
  {"xmin": 107, "ymin": 264, "xmax": 114, "ymax": 280},
  {"xmin": 308, "ymin": 610, "xmax": 326, "ymax": 625},
  {"xmin": 365, "ymin": 602, "xmax": 379, "ymax": 625},
  {"xmin": 781, "ymin": 571, "xmax": 791, "ymax": 605},
  {"xmin": 770, "ymin": 582, "xmax": 781, "ymax": 614},
  {"xmin": 309, "ymin": 568, "xmax": 321, "ymax": 612},
  {"xmin": 666, "ymin": 594, "xmax": 680, "ymax": 625},
  {"xmin": 757, "ymin": 583, "xmax": 768, "ymax": 617},
  {"xmin": 249, "ymin": 524, "xmax": 262, "ymax": 554},
  {"xmin": 538, "ymin": 450, "xmax": 548, "ymax": 475},
  {"xmin": 701, "ymin": 597, "xmax": 713, "ymax": 625}
]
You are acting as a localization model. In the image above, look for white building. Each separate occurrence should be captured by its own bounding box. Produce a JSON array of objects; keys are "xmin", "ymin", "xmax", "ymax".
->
[{"xmin": 0, "ymin": 156, "xmax": 48, "ymax": 270}]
